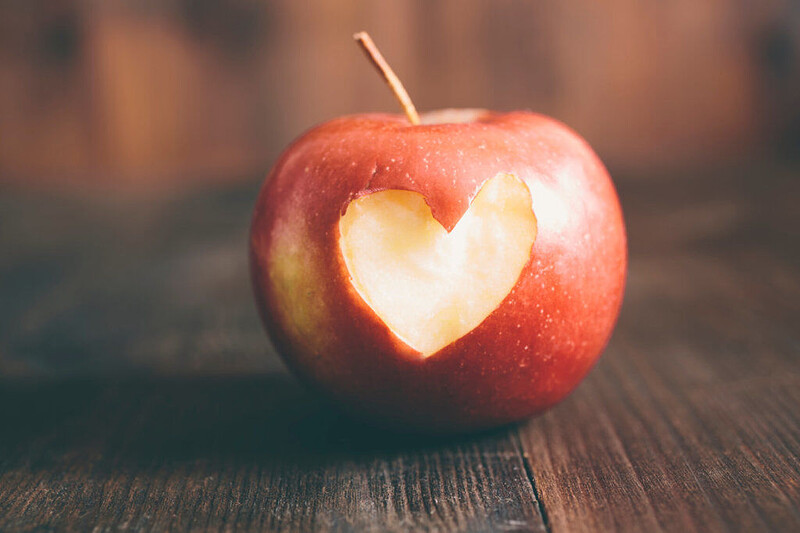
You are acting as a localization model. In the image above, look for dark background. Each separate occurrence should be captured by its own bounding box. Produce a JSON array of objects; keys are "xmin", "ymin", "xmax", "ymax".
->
[
  {"xmin": 0, "ymin": 3, "xmax": 799, "ymax": 531},
  {"xmin": 1, "ymin": 0, "xmax": 798, "ymax": 187}
]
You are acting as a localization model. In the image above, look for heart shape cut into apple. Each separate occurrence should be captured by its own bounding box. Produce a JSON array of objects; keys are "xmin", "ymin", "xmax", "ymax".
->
[{"xmin": 339, "ymin": 172, "xmax": 537, "ymax": 356}]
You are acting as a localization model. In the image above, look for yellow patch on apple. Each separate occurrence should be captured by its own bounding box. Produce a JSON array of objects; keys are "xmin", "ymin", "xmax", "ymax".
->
[{"xmin": 339, "ymin": 173, "xmax": 537, "ymax": 356}]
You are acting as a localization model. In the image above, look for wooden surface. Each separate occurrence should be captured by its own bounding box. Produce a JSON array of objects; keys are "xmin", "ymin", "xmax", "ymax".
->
[{"xmin": 1, "ymin": 163, "xmax": 799, "ymax": 531}]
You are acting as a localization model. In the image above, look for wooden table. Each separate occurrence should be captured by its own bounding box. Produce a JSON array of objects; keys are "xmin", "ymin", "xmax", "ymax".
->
[{"xmin": 1, "ymin": 163, "xmax": 798, "ymax": 532}]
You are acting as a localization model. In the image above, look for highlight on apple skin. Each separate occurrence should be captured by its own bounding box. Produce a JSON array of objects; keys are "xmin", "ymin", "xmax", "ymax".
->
[{"xmin": 249, "ymin": 109, "xmax": 627, "ymax": 433}]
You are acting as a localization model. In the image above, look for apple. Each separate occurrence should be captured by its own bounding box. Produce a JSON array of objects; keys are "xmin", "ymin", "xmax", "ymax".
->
[{"xmin": 249, "ymin": 34, "xmax": 626, "ymax": 433}]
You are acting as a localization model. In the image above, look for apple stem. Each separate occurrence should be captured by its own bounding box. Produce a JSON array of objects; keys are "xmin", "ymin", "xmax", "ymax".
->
[{"xmin": 354, "ymin": 31, "xmax": 421, "ymax": 125}]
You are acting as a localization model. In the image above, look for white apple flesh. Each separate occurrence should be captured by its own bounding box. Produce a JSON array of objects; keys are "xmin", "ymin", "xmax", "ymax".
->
[{"xmin": 339, "ymin": 172, "xmax": 537, "ymax": 356}]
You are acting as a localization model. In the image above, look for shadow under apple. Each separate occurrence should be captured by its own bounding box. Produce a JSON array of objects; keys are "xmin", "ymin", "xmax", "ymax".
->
[{"xmin": 0, "ymin": 373, "xmax": 512, "ymax": 471}]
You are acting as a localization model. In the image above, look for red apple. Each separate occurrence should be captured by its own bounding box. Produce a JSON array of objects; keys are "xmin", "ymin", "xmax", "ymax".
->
[{"xmin": 250, "ymin": 107, "xmax": 626, "ymax": 433}]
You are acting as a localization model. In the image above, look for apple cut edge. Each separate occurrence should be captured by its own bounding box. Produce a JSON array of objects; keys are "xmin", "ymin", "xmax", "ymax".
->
[{"xmin": 338, "ymin": 172, "xmax": 537, "ymax": 357}]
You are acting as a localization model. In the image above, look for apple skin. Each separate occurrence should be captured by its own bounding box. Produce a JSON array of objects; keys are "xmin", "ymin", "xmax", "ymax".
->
[{"xmin": 250, "ymin": 110, "xmax": 626, "ymax": 433}]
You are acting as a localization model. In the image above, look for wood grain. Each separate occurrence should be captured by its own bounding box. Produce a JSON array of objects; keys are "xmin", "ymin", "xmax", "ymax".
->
[
  {"xmin": 0, "ymin": 377, "xmax": 545, "ymax": 532},
  {"xmin": 518, "ymin": 164, "xmax": 800, "ymax": 532},
  {"xmin": 0, "ymin": 163, "xmax": 799, "ymax": 531}
]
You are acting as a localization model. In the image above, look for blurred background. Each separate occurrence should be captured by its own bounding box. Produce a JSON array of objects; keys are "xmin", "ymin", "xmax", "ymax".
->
[
  {"xmin": 1, "ymin": 0, "xmax": 798, "ymax": 186},
  {"xmin": 0, "ymin": 0, "xmax": 798, "ymax": 377},
  {"xmin": 2, "ymin": 4, "xmax": 800, "ymax": 530}
]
